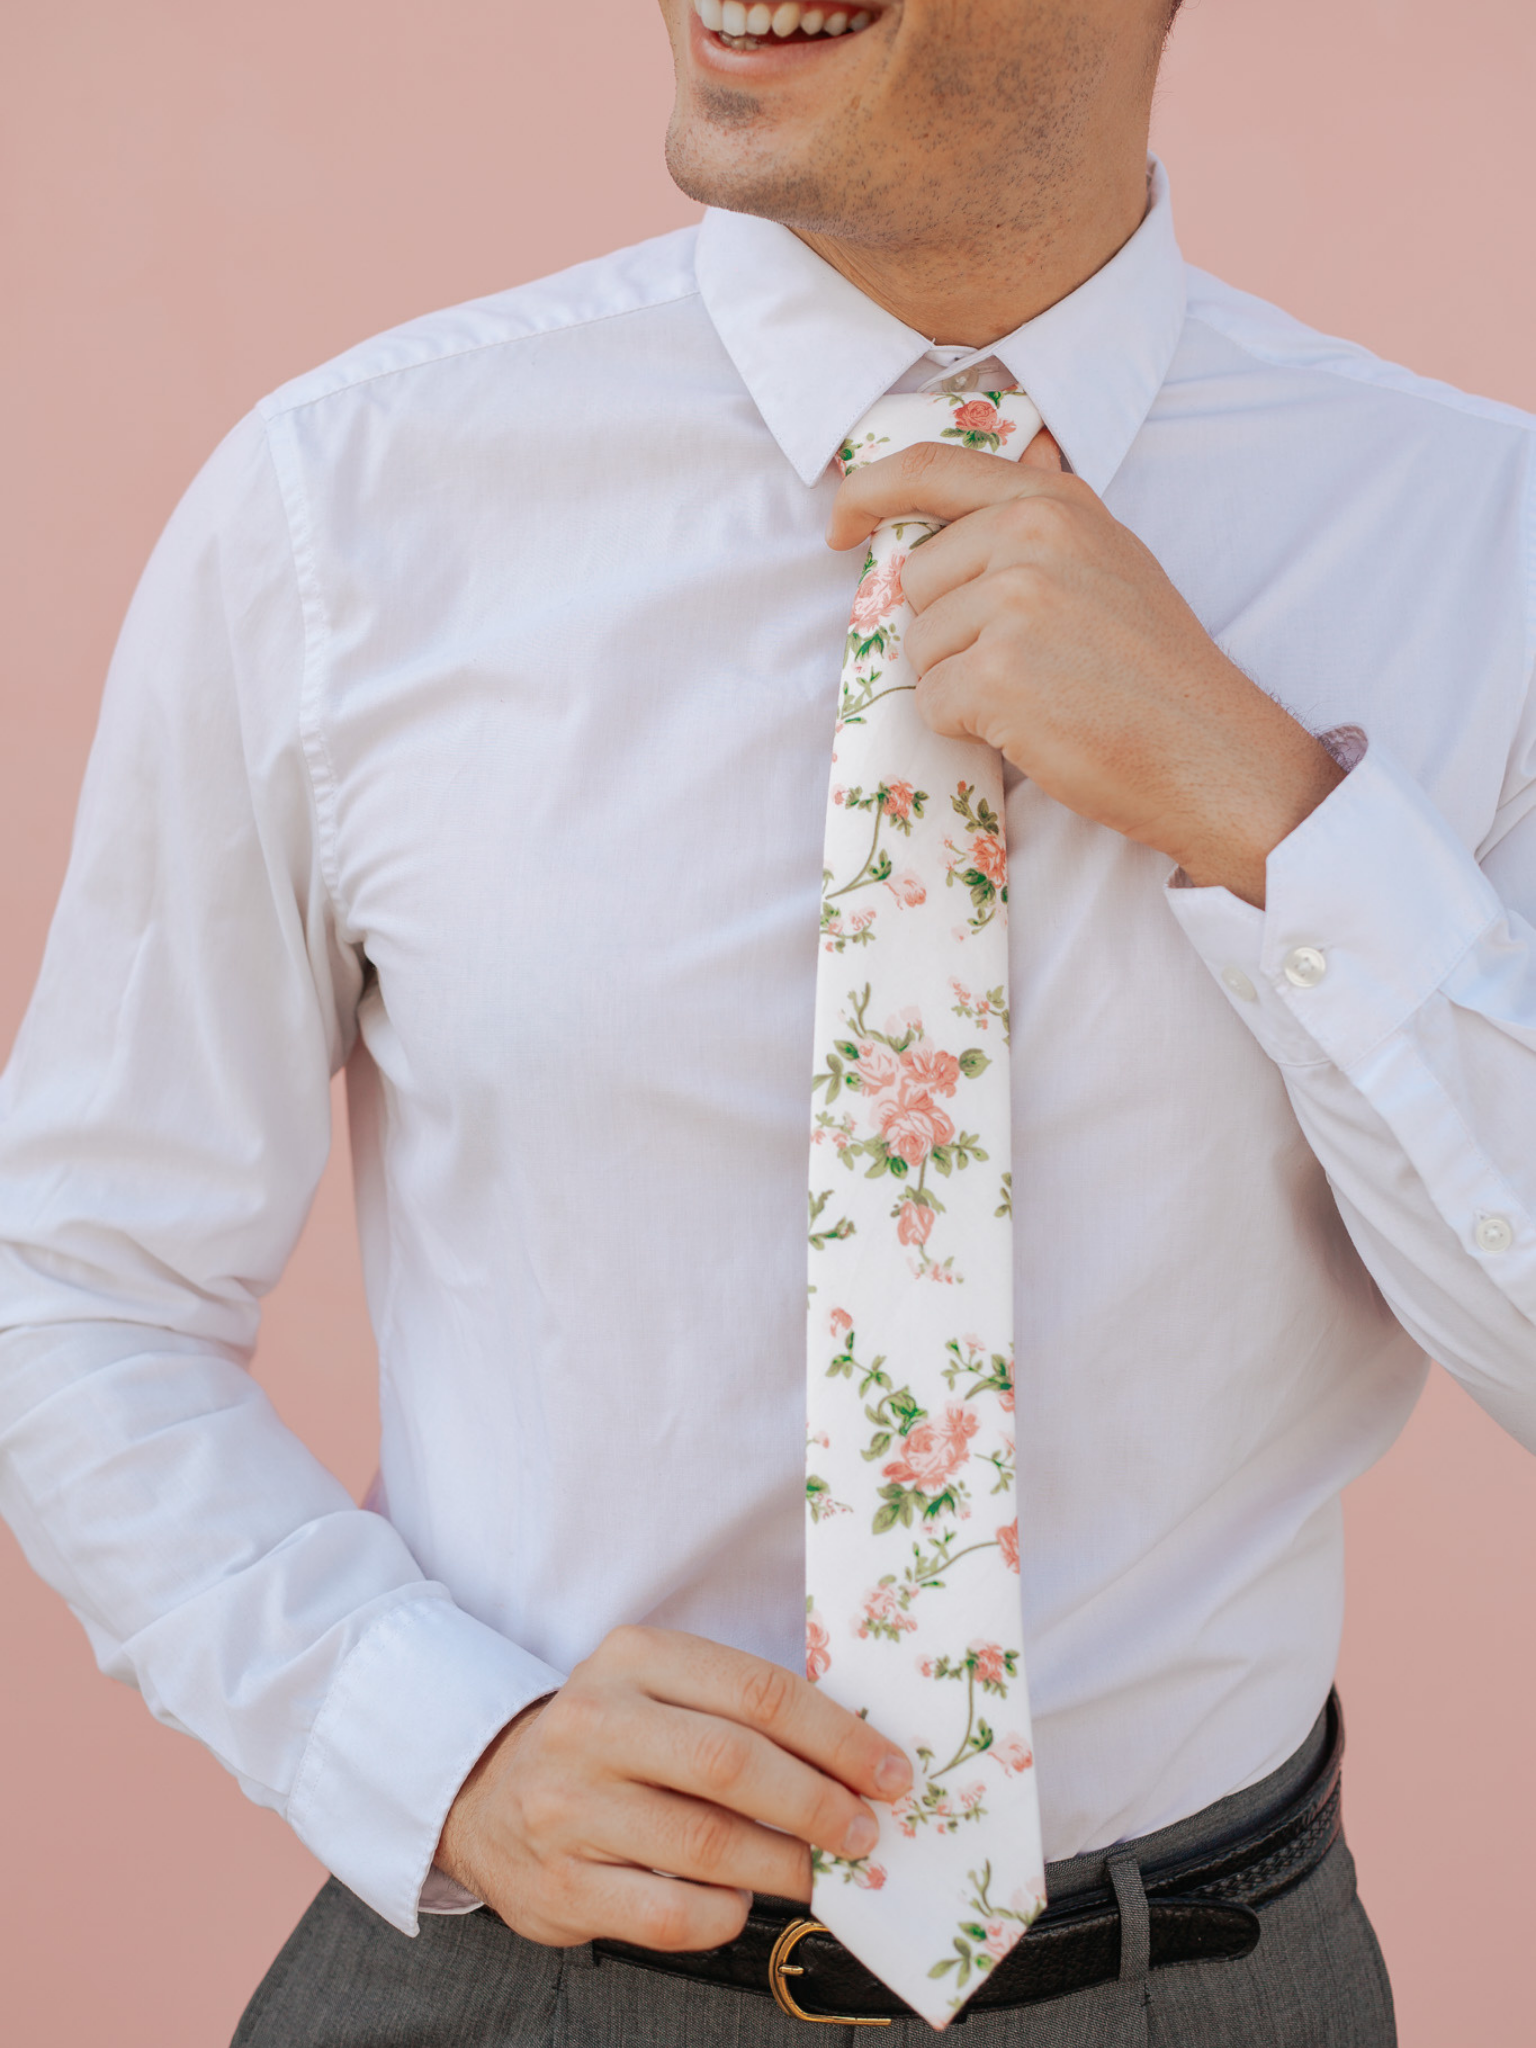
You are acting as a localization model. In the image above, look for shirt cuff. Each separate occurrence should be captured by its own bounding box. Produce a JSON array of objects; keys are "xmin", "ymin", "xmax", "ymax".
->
[
  {"xmin": 284, "ymin": 1590, "xmax": 565, "ymax": 1935},
  {"xmin": 419, "ymin": 1867, "xmax": 488, "ymax": 1915},
  {"xmin": 1164, "ymin": 741, "xmax": 1503, "ymax": 1073}
]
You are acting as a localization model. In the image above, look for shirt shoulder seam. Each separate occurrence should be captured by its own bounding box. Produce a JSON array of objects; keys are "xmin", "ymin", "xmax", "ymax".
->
[
  {"xmin": 1182, "ymin": 279, "xmax": 1536, "ymax": 440},
  {"xmin": 255, "ymin": 281, "xmax": 704, "ymax": 424},
  {"xmin": 1184, "ymin": 276, "xmax": 1536, "ymax": 702}
]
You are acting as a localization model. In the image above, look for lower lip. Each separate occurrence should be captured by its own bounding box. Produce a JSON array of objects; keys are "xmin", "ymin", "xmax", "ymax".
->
[{"xmin": 687, "ymin": 8, "xmax": 873, "ymax": 78}]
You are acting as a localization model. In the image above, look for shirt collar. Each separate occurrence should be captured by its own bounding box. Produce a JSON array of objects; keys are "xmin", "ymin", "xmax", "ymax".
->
[{"xmin": 696, "ymin": 158, "xmax": 1187, "ymax": 497}]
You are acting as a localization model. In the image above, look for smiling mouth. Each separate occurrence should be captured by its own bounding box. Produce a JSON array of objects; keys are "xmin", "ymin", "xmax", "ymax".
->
[{"xmin": 692, "ymin": 0, "xmax": 883, "ymax": 51}]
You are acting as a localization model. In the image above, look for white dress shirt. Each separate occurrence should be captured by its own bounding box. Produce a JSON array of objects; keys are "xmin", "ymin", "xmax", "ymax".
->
[{"xmin": 2, "ymin": 162, "xmax": 1535, "ymax": 1936}]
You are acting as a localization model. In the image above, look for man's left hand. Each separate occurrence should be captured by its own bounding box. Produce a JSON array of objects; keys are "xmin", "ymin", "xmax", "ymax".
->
[{"xmin": 828, "ymin": 433, "xmax": 1343, "ymax": 908}]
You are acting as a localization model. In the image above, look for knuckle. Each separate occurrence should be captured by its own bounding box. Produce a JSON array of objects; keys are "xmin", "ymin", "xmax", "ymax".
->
[
  {"xmin": 693, "ymin": 1723, "xmax": 752, "ymax": 1795},
  {"xmin": 805, "ymin": 1783, "xmax": 856, "ymax": 1851},
  {"xmin": 718, "ymin": 1890, "xmax": 753, "ymax": 1942},
  {"xmin": 997, "ymin": 494, "xmax": 1040, "ymax": 540},
  {"xmin": 737, "ymin": 1660, "xmax": 797, "ymax": 1731},
  {"xmin": 899, "ymin": 438, "xmax": 946, "ymax": 485},
  {"xmin": 518, "ymin": 1777, "xmax": 568, "ymax": 1845},
  {"xmin": 827, "ymin": 1715, "xmax": 878, "ymax": 1785},
  {"xmin": 681, "ymin": 1804, "xmax": 738, "ymax": 1875},
  {"xmin": 997, "ymin": 562, "xmax": 1046, "ymax": 611},
  {"xmin": 913, "ymin": 671, "xmax": 949, "ymax": 727},
  {"xmin": 638, "ymin": 1894, "xmax": 697, "ymax": 1952},
  {"xmin": 542, "ymin": 1853, "xmax": 590, "ymax": 1915},
  {"xmin": 551, "ymin": 1683, "xmax": 607, "ymax": 1753},
  {"xmin": 999, "ymin": 492, "xmax": 1069, "ymax": 549},
  {"xmin": 601, "ymin": 1622, "xmax": 656, "ymax": 1668}
]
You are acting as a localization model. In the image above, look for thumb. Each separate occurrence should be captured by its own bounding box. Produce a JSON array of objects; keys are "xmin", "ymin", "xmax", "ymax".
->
[{"xmin": 1020, "ymin": 426, "xmax": 1065, "ymax": 473}]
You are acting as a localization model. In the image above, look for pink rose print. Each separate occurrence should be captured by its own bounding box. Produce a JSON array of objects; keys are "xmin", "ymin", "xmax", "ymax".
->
[
  {"xmin": 806, "ymin": 1609, "xmax": 831, "ymax": 1684},
  {"xmin": 917, "ymin": 1656, "xmax": 936, "ymax": 1677},
  {"xmin": 996, "ymin": 1519, "xmax": 1020, "ymax": 1573},
  {"xmin": 850, "ymin": 556, "xmax": 907, "ymax": 632},
  {"xmin": 944, "ymin": 398, "xmax": 1017, "ymax": 450},
  {"xmin": 971, "ymin": 831, "xmax": 1007, "ymax": 888},
  {"xmin": 902, "ymin": 1047, "xmax": 960, "ymax": 1098},
  {"xmin": 882, "ymin": 779, "xmax": 916, "ymax": 823},
  {"xmin": 991, "ymin": 1731, "xmax": 1034, "ymax": 1775},
  {"xmin": 893, "ymin": 1793, "xmax": 921, "ymax": 1837},
  {"xmin": 855, "ymin": 1042, "xmax": 902, "ymax": 1095},
  {"xmin": 951, "ymin": 399, "xmax": 1000, "ymax": 436},
  {"xmin": 882, "ymin": 1401, "xmax": 978, "ymax": 1490},
  {"xmin": 958, "ymin": 1781, "xmax": 986, "ymax": 1812},
  {"xmin": 858, "ymin": 1582, "xmax": 918, "ymax": 1639},
  {"xmin": 969, "ymin": 1641, "xmax": 1008, "ymax": 1687},
  {"xmin": 829, "ymin": 1307, "xmax": 853, "ymax": 1339},
  {"xmin": 983, "ymin": 1919, "xmax": 1018, "ymax": 1962},
  {"xmin": 853, "ymin": 1862, "xmax": 888, "ymax": 1890},
  {"xmin": 885, "ymin": 866, "xmax": 926, "ymax": 908},
  {"xmin": 896, "ymin": 1200, "xmax": 934, "ymax": 1248},
  {"xmin": 878, "ymin": 1085, "xmax": 956, "ymax": 1169}
]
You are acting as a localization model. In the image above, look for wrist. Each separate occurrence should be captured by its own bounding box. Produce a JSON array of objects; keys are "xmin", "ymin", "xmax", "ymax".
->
[
  {"xmin": 1176, "ymin": 731, "xmax": 1346, "ymax": 908},
  {"xmin": 435, "ymin": 1690, "xmax": 553, "ymax": 1894}
]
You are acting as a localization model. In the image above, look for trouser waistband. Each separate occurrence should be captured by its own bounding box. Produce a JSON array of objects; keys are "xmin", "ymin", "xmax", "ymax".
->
[{"xmin": 591, "ymin": 1691, "xmax": 1344, "ymax": 2026}]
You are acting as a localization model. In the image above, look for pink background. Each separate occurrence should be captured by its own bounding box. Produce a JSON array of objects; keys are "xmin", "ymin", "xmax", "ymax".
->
[{"xmin": 3, "ymin": 2, "xmax": 1534, "ymax": 2040}]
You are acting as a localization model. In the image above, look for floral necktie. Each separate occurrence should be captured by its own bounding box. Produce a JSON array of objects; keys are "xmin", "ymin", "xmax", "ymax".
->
[{"xmin": 804, "ymin": 388, "xmax": 1046, "ymax": 2029}]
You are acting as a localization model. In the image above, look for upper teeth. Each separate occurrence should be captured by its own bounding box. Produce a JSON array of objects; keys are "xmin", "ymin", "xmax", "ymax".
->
[{"xmin": 697, "ymin": 1, "xmax": 873, "ymax": 37}]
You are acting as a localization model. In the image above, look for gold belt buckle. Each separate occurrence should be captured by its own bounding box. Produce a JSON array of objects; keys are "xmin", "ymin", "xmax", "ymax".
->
[{"xmin": 768, "ymin": 1918, "xmax": 893, "ymax": 2027}]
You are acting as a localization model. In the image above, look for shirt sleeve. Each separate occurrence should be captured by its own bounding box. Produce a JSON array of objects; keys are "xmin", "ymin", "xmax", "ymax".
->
[
  {"xmin": 1166, "ymin": 739, "xmax": 1536, "ymax": 1451},
  {"xmin": 0, "ymin": 413, "xmax": 563, "ymax": 1933}
]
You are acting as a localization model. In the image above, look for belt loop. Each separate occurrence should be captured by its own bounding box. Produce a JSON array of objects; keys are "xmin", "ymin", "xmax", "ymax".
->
[{"xmin": 1107, "ymin": 1848, "xmax": 1150, "ymax": 2045}]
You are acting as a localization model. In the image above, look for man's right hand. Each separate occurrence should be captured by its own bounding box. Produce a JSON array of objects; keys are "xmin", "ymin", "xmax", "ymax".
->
[{"xmin": 434, "ymin": 1624, "xmax": 914, "ymax": 1952}]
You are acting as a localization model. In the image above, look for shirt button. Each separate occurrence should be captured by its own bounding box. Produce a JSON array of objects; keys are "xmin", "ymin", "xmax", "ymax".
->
[
  {"xmin": 1283, "ymin": 945, "xmax": 1328, "ymax": 988},
  {"xmin": 1475, "ymin": 1214, "xmax": 1515, "ymax": 1255},
  {"xmin": 1221, "ymin": 964, "xmax": 1258, "ymax": 1002}
]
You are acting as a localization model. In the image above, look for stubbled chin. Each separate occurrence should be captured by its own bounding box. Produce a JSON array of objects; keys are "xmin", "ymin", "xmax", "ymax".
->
[{"xmin": 664, "ymin": 101, "xmax": 852, "ymax": 228}]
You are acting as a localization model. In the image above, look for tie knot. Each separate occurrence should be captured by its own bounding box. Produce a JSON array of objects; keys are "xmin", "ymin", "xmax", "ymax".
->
[{"xmin": 836, "ymin": 387, "xmax": 1042, "ymax": 475}]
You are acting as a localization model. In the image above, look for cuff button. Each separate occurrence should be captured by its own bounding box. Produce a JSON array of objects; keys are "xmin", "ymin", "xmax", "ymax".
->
[
  {"xmin": 1221, "ymin": 964, "xmax": 1258, "ymax": 1002},
  {"xmin": 1475, "ymin": 1214, "xmax": 1515, "ymax": 1255},
  {"xmin": 1282, "ymin": 945, "xmax": 1328, "ymax": 989}
]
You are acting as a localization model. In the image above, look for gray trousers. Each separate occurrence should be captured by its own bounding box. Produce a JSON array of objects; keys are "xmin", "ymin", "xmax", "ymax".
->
[{"xmin": 234, "ymin": 1712, "xmax": 1395, "ymax": 2047}]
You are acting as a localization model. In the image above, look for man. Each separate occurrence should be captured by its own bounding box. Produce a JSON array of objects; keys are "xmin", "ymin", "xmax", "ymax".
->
[{"xmin": 2, "ymin": 0, "xmax": 1533, "ymax": 2039}]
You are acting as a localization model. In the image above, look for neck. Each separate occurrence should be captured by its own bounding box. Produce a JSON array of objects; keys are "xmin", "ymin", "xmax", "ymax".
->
[{"xmin": 792, "ymin": 151, "xmax": 1149, "ymax": 346}]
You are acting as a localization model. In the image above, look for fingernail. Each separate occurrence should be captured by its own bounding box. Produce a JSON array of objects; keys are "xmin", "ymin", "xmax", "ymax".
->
[
  {"xmin": 874, "ymin": 1752, "xmax": 912, "ymax": 1798},
  {"xmin": 844, "ymin": 1813, "xmax": 879, "ymax": 1858}
]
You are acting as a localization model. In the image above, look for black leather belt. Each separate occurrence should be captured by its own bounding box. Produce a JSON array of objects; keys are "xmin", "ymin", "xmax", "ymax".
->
[{"xmin": 592, "ymin": 1692, "xmax": 1344, "ymax": 2025}]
